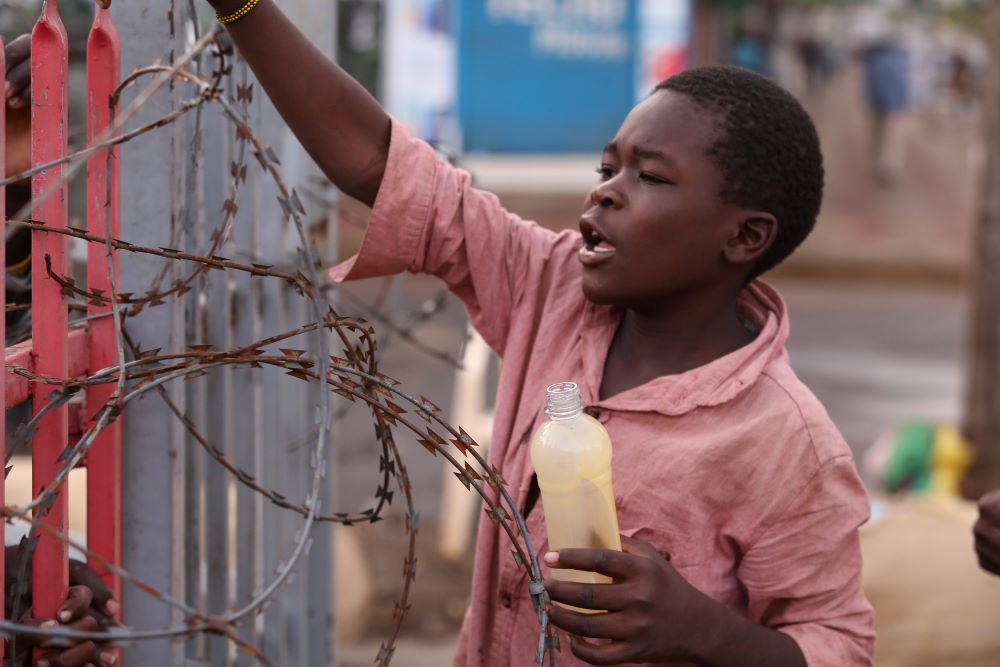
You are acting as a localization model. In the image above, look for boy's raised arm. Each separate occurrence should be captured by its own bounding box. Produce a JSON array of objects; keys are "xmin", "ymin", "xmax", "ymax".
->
[{"xmin": 208, "ymin": 0, "xmax": 390, "ymax": 207}]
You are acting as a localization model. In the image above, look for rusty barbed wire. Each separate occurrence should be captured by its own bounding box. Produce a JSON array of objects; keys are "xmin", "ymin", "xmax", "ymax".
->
[{"xmin": 1, "ymin": 27, "xmax": 558, "ymax": 667}]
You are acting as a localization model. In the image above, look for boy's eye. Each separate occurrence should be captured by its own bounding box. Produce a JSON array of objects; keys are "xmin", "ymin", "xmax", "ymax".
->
[
  {"xmin": 595, "ymin": 165, "xmax": 616, "ymax": 181},
  {"xmin": 639, "ymin": 171, "xmax": 670, "ymax": 185}
]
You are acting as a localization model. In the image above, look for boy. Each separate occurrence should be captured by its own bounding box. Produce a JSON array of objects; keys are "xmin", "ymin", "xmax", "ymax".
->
[{"xmin": 208, "ymin": 1, "xmax": 875, "ymax": 665}]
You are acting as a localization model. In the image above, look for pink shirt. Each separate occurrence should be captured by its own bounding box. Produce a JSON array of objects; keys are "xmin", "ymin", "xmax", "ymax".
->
[{"xmin": 331, "ymin": 120, "xmax": 875, "ymax": 667}]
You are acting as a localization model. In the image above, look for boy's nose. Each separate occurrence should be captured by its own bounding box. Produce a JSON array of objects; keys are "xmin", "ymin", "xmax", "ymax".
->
[{"xmin": 588, "ymin": 182, "xmax": 624, "ymax": 209}]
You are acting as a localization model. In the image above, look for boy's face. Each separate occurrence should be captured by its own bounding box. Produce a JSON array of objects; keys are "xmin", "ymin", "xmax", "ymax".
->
[{"xmin": 579, "ymin": 90, "xmax": 748, "ymax": 310}]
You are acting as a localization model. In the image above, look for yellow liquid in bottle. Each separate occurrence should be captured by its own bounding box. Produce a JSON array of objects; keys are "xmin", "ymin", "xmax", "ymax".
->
[{"xmin": 530, "ymin": 392, "xmax": 621, "ymax": 591}]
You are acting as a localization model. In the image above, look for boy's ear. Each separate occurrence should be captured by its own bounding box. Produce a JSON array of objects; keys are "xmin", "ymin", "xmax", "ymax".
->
[{"xmin": 723, "ymin": 211, "xmax": 778, "ymax": 266}]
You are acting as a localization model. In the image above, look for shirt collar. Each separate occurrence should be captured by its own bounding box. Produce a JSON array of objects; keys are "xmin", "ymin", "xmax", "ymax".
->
[{"xmin": 579, "ymin": 280, "xmax": 790, "ymax": 417}]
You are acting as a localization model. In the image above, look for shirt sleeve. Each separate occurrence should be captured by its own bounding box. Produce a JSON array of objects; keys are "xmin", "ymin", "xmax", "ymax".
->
[
  {"xmin": 328, "ymin": 118, "xmax": 562, "ymax": 356},
  {"xmin": 738, "ymin": 456, "xmax": 876, "ymax": 667}
]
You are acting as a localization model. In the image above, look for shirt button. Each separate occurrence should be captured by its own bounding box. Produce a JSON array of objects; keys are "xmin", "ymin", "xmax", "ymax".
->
[{"xmin": 501, "ymin": 592, "xmax": 513, "ymax": 608}]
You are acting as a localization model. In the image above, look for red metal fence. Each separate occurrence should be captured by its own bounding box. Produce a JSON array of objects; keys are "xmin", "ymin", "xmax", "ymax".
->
[
  {"xmin": 3, "ymin": 1, "xmax": 122, "ymax": 659},
  {"xmin": 1, "ymin": 3, "xmax": 340, "ymax": 663}
]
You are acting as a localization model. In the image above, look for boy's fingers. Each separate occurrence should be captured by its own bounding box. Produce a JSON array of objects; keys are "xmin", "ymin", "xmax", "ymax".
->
[
  {"xmin": 9, "ymin": 617, "xmax": 56, "ymax": 648},
  {"xmin": 4, "ymin": 34, "xmax": 30, "ymax": 107},
  {"xmin": 39, "ymin": 639, "xmax": 100, "ymax": 667},
  {"xmin": 57, "ymin": 585, "xmax": 94, "ymax": 624},
  {"xmin": 974, "ymin": 516, "xmax": 1000, "ymax": 550},
  {"xmin": 619, "ymin": 535, "xmax": 669, "ymax": 561},
  {"xmin": 979, "ymin": 490, "xmax": 1000, "ymax": 524},
  {"xmin": 68, "ymin": 560, "xmax": 115, "ymax": 613},
  {"xmin": 98, "ymin": 649, "xmax": 119, "ymax": 666},
  {"xmin": 5, "ymin": 57, "xmax": 29, "ymax": 107},
  {"xmin": 4, "ymin": 34, "xmax": 30, "ymax": 72},
  {"xmin": 86, "ymin": 607, "xmax": 119, "ymax": 633},
  {"xmin": 547, "ymin": 606, "xmax": 630, "ymax": 640},
  {"xmin": 544, "ymin": 579, "xmax": 629, "ymax": 612},
  {"xmin": 544, "ymin": 548, "xmax": 636, "ymax": 579},
  {"xmin": 974, "ymin": 531, "xmax": 1000, "ymax": 575},
  {"xmin": 568, "ymin": 637, "xmax": 633, "ymax": 666},
  {"xmin": 40, "ymin": 614, "xmax": 99, "ymax": 648}
]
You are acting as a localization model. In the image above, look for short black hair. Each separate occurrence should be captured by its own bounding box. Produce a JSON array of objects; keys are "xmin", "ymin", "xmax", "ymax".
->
[{"xmin": 655, "ymin": 65, "xmax": 823, "ymax": 279}]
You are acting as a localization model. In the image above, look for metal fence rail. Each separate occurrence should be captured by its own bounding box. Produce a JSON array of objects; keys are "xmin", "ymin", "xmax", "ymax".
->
[
  {"xmin": 2, "ymin": 3, "xmax": 557, "ymax": 666},
  {"xmin": 0, "ymin": 1, "xmax": 123, "ymax": 663},
  {"xmin": 30, "ymin": 0, "xmax": 73, "ymax": 627},
  {"xmin": 1, "ymin": 1, "xmax": 337, "ymax": 664}
]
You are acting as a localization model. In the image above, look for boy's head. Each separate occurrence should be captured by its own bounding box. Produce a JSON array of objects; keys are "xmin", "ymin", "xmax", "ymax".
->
[
  {"xmin": 656, "ymin": 66, "xmax": 824, "ymax": 279},
  {"xmin": 580, "ymin": 65, "xmax": 823, "ymax": 310}
]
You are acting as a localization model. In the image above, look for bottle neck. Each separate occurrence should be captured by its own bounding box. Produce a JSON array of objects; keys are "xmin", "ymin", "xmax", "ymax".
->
[{"xmin": 545, "ymin": 382, "xmax": 583, "ymax": 420}]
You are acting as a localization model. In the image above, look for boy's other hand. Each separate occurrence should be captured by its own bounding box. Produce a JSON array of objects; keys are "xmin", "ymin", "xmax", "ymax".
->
[
  {"xmin": 5, "ymin": 33, "xmax": 32, "ymax": 181},
  {"xmin": 974, "ymin": 490, "xmax": 1000, "ymax": 576},
  {"xmin": 5, "ymin": 34, "xmax": 31, "ymax": 109},
  {"xmin": 6, "ymin": 559, "xmax": 119, "ymax": 667},
  {"xmin": 543, "ymin": 535, "xmax": 720, "ymax": 664}
]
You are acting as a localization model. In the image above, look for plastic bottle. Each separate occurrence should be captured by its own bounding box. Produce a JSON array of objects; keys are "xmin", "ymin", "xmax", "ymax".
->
[{"xmin": 530, "ymin": 381, "xmax": 621, "ymax": 586}]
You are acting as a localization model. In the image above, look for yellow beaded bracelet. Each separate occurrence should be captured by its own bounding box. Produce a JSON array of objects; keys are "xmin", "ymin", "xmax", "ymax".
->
[
  {"xmin": 217, "ymin": 0, "xmax": 261, "ymax": 25},
  {"xmin": 5, "ymin": 253, "xmax": 30, "ymax": 274}
]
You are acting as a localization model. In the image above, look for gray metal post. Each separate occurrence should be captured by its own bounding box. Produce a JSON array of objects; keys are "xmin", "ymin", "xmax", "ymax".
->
[
  {"xmin": 115, "ymin": 1, "xmax": 194, "ymax": 665},
  {"xmin": 115, "ymin": 1, "xmax": 338, "ymax": 665}
]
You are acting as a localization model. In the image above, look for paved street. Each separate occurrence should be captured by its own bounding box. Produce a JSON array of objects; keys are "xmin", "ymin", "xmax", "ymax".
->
[{"xmin": 780, "ymin": 279, "xmax": 967, "ymax": 464}]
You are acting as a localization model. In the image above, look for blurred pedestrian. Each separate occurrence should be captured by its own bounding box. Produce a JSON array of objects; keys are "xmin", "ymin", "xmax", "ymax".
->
[
  {"xmin": 858, "ymin": 30, "xmax": 911, "ymax": 187},
  {"xmin": 731, "ymin": 26, "xmax": 771, "ymax": 77},
  {"xmin": 730, "ymin": 7, "xmax": 777, "ymax": 78},
  {"xmin": 855, "ymin": 10, "xmax": 912, "ymax": 187}
]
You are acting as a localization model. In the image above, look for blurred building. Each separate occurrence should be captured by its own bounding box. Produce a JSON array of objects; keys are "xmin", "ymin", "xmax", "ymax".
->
[{"xmin": 376, "ymin": 0, "xmax": 693, "ymax": 152}]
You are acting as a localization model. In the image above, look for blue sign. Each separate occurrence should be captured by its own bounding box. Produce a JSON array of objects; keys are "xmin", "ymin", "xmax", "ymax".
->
[{"xmin": 456, "ymin": 0, "xmax": 637, "ymax": 152}]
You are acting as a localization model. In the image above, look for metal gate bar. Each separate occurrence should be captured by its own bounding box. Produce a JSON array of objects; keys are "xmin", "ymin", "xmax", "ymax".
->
[
  {"xmin": 85, "ymin": 3, "xmax": 123, "ymax": 626},
  {"xmin": 2, "ymin": 2, "xmax": 124, "ymax": 661},
  {"xmin": 30, "ymin": 0, "xmax": 71, "ymax": 623}
]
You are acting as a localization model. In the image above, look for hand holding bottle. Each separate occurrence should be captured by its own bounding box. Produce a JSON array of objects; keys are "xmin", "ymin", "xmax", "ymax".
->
[{"xmin": 544, "ymin": 535, "xmax": 807, "ymax": 666}]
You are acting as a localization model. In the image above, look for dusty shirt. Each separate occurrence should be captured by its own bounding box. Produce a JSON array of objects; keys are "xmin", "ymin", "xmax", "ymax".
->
[{"xmin": 330, "ymin": 120, "xmax": 875, "ymax": 667}]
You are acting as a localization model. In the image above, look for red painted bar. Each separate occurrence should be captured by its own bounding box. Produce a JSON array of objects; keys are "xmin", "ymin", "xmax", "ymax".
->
[
  {"xmin": 4, "ymin": 327, "xmax": 88, "ymax": 408},
  {"xmin": 30, "ymin": 0, "xmax": 70, "ymax": 621},
  {"xmin": 85, "ymin": 3, "xmax": 122, "ymax": 623}
]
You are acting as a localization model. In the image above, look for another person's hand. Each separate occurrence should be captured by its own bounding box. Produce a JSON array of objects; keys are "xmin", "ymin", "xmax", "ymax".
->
[
  {"xmin": 5, "ymin": 34, "xmax": 30, "ymax": 109},
  {"xmin": 543, "ymin": 535, "xmax": 720, "ymax": 664},
  {"xmin": 5, "ymin": 33, "xmax": 32, "ymax": 183},
  {"xmin": 974, "ymin": 489, "xmax": 1000, "ymax": 576},
  {"xmin": 5, "ymin": 557, "xmax": 119, "ymax": 667}
]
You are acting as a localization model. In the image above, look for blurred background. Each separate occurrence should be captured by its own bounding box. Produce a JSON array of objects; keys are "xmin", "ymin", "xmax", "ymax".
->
[{"xmin": 4, "ymin": 0, "xmax": 1000, "ymax": 665}]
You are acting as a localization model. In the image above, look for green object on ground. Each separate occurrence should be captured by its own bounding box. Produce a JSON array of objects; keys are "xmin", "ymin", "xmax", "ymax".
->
[{"xmin": 882, "ymin": 422, "xmax": 935, "ymax": 493}]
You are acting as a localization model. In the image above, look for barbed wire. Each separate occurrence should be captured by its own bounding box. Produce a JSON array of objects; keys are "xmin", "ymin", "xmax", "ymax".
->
[{"xmin": 2, "ymin": 24, "xmax": 557, "ymax": 667}]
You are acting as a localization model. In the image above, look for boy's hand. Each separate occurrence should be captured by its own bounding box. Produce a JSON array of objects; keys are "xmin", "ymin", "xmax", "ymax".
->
[
  {"xmin": 5, "ymin": 33, "xmax": 33, "ymax": 182},
  {"xmin": 6, "ymin": 559, "xmax": 120, "ymax": 667},
  {"xmin": 545, "ymin": 536, "xmax": 805, "ymax": 666},
  {"xmin": 975, "ymin": 490, "xmax": 1000, "ymax": 576},
  {"xmin": 5, "ymin": 34, "xmax": 31, "ymax": 109},
  {"xmin": 543, "ymin": 535, "xmax": 717, "ymax": 664}
]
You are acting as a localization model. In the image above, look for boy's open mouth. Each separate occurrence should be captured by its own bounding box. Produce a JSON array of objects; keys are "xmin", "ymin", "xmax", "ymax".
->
[{"xmin": 579, "ymin": 219, "xmax": 616, "ymax": 264}]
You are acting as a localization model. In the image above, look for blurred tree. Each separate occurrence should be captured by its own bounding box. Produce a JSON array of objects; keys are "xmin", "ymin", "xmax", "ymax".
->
[{"xmin": 964, "ymin": 1, "xmax": 1000, "ymax": 498}]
